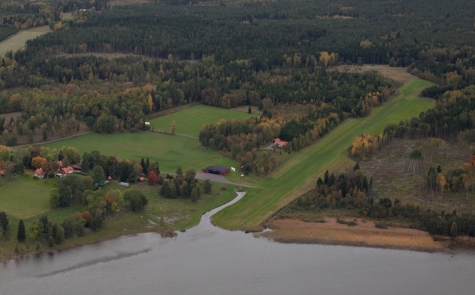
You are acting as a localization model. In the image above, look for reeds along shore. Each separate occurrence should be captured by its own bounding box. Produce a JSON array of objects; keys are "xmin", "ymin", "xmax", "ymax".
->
[{"xmin": 260, "ymin": 218, "xmax": 475, "ymax": 252}]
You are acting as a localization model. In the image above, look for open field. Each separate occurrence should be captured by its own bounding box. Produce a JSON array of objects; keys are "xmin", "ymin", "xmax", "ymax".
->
[
  {"xmin": 0, "ymin": 26, "xmax": 50, "ymax": 58},
  {"xmin": 261, "ymin": 218, "xmax": 445, "ymax": 251},
  {"xmin": 0, "ymin": 111, "xmax": 22, "ymax": 121},
  {"xmin": 42, "ymin": 131, "xmax": 240, "ymax": 174},
  {"xmin": 149, "ymin": 105, "xmax": 254, "ymax": 136},
  {"xmin": 330, "ymin": 65, "xmax": 416, "ymax": 84},
  {"xmin": 0, "ymin": 177, "xmax": 52, "ymax": 220},
  {"xmin": 212, "ymin": 79, "xmax": 435, "ymax": 230}
]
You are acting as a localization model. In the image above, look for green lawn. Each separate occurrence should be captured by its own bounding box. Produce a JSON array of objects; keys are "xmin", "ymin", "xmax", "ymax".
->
[
  {"xmin": 42, "ymin": 131, "xmax": 240, "ymax": 173},
  {"xmin": 0, "ymin": 26, "xmax": 50, "ymax": 58},
  {"xmin": 149, "ymin": 105, "xmax": 254, "ymax": 136},
  {"xmin": 212, "ymin": 79, "xmax": 435, "ymax": 230},
  {"xmin": 0, "ymin": 177, "xmax": 52, "ymax": 219}
]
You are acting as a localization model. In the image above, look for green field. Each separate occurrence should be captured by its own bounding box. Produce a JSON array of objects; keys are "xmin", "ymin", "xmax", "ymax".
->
[
  {"xmin": 0, "ymin": 177, "xmax": 52, "ymax": 220},
  {"xmin": 149, "ymin": 105, "xmax": 254, "ymax": 136},
  {"xmin": 0, "ymin": 26, "xmax": 50, "ymax": 58},
  {"xmin": 43, "ymin": 131, "xmax": 240, "ymax": 173},
  {"xmin": 212, "ymin": 79, "xmax": 435, "ymax": 230}
]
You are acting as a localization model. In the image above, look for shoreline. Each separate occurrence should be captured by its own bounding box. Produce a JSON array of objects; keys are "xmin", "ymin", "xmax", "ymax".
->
[
  {"xmin": 1, "ymin": 191, "xmax": 244, "ymax": 263},
  {"xmin": 259, "ymin": 218, "xmax": 475, "ymax": 253}
]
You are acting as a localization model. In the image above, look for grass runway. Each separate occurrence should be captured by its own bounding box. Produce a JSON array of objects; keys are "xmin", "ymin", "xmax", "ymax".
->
[{"xmin": 212, "ymin": 79, "xmax": 435, "ymax": 230}]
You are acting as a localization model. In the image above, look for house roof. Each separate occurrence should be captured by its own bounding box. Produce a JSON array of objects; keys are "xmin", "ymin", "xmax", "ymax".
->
[
  {"xmin": 204, "ymin": 165, "xmax": 230, "ymax": 172},
  {"xmin": 61, "ymin": 167, "xmax": 75, "ymax": 174},
  {"xmin": 35, "ymin": 168, "xmax": 44, "ymax": 174}
]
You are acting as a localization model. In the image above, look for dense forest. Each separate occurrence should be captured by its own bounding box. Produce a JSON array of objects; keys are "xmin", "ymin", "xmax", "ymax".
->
[{"xmin": 0, "ymin": 0, "xmax": 475, "ymax": 146}]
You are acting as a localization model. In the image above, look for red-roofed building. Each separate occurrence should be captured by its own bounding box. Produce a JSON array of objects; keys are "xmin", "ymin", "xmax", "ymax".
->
[
  {"xmin": 35, "ymin": 168, "xmax": 46, "ymax": 178},
  {"xmin": 273, "ymin": 138, "xmax": 288, "ymax": 148},
  {"xmin": 57, "ymin": 166, "xmax": 75, "ymax": 177},
  {"xmin": 0, "ymin": 170, "xmax": 4, "ymax": 177}
]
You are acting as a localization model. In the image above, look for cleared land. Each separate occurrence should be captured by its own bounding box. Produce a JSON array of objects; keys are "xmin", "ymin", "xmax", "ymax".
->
[
  {"xmin": 330, "ymin": 65, "xmax": 416, "ymax": 84},
  {"xmin": 212, "ymin": 79, "xmax": 435, "ymax": 230},
  {"xmin": 149, "ymin": 105, "xmax": 254, "ymax": 136},
  {"xmin": 261, "ymin": 218, "xmax": 444, "ymax": 251},
  {"xmin": 0, "ymin": 26, "xmax": 50, "ymax": 58},
  {"xmin": 42, "ymin": 131, "xmax": 240, "ymax": 173}
]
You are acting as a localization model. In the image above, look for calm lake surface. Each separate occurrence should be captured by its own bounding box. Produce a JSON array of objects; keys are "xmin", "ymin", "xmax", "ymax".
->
[{"xmin": 1, "ymin": 192, "xmax": 475, "ymax": 295}]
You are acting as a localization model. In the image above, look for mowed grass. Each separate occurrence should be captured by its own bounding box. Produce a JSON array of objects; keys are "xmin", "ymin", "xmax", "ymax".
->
[
  {"xmin": 42, "ymin": 131, "xmax": 239, "ymax": 173},
  {"xmin": 0, "ymin": 178, "xmax": 52, "ymax": 219},
  {"xmin": 212, "ymin": 79, "xmax": 435, "ymax": 230},
  {"xmin": 150, "ymin": 105, "xmax": 254, "ymax": 136},
  {"xmin": 0, "ymin": 26, "xmax": 50, "ymax": 58}
]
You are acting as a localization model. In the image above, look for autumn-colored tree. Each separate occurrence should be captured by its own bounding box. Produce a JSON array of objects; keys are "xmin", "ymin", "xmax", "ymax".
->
[
  {"xmin": 170, "ymin": 120, "xmax": 177, "ymax": 134},
  {"xmin": 82, "ymin": 211, "xmax": 93, "ymax": 225},
  {"xmin": 31, "ymin": 156, "xmax": 47, "ymax": 169},
  {"xmin": 148, "ymin": 170, "xmax": 158, "ymax": 185}
]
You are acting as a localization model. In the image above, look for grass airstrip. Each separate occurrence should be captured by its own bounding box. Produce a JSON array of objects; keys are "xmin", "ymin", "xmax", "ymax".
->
[
  {"xmin": 212, "ymin": 79, "xmax": 435, "ymax": 230},
  {"xmin": 149, "ymin": 104, "xmax": 254, "ymax": 136}
]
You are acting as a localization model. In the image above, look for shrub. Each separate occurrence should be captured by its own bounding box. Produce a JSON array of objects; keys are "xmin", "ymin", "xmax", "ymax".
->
[{"xmin": 375, "ymin": 222, "xmax": 388, "ymax": 229}]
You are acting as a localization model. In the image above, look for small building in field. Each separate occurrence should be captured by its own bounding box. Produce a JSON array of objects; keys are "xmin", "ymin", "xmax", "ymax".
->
[
  {"xmin": 273, "ymin": 138, "xmax": 288, "ymax": 148},
  {"xmin": 34, "ymin": 168, "xmax": 46, "ymax": 178},
  {"xmin": 0, "ymin": 170, "xmax": 4, "ymax": 177},
  {"xmin": 202, "ymin": 165, "xmax": 230, "ymax": 176}
]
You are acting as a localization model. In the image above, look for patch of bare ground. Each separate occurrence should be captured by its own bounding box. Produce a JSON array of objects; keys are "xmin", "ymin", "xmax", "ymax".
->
[
  {"xmin": 330, "ymin": 65, "xmax": 416, "ymax": 84},
  {"xmin": 261, "ymin": 218, "xmax": 445, "ymax": 251},
  {"xmin": 0, "ymin": 111, "xmax": 22, "ymax": 121},
  {"xmin": 359, "ymin": 138, "xmax": 475, "ymax": 215},
  {"xmin": 232, "ymin": 105, "xmax": 262, "ymax": 115}
]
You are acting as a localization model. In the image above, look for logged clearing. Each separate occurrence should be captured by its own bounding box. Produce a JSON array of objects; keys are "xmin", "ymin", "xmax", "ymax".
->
[
  {"xmin": 0, "ymin": 26, "xmax": 50, "ymax": 58},
  {"xmin": 213, "ymin": 79, "xmax": 434, "ymax": 230},
  {"xmin": 330, "ymin": 64, "xmax": 416, "ymax": 84},
  {"xmin": 261, "ymin": 218, "xmax": 444, "ymax": 251},
  {"xmin": 0, "ymin": 111, "xmax": 21, "ymax": 121},
  {"xmin": 150, "ymin": 105, "xmax": 254, "ymax": 136}
]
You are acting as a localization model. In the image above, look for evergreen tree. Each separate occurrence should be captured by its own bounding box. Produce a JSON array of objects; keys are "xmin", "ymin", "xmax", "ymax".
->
[
  {"xmin": 17, "ymin": 219, "xmax": 26, "ymax": 242},
  {"xmin": 145, "ymin": 157, "xmax": 150, "ymax": 174},
  {"xmin": 0, "ymin": 211, "xmax": 8, "ymax": 235}
]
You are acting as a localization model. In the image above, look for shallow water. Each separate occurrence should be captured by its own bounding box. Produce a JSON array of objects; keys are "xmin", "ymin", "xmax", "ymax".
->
[{"xmin": 1, "ymin": 192, "xmax": 474, "ymax": 295}]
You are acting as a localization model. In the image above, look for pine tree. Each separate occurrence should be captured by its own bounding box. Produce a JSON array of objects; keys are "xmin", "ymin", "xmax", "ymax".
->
[
  {"xmin": 17, "ymin": 219, "xmax": 26, "ymax": 242},
  {"xmin": 145, "ymin": 157, "xmax": 150, "ymax": 174}
]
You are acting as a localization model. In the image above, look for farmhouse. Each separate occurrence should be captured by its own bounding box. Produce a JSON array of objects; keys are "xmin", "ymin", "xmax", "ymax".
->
[
  {"xmin": 273, "ymin": 138, "xmax": 288, "ymax": 148},
  {"xmin": 34, "ymin": 168, "xmax": 46, "ymax": 178},
  {"xmin": 202, "ymin": 165, "xmax": 230, "ymax": 176},
  {"xmin": 56, "ymin": 166, "xmax": 75, "ymax": 178}
]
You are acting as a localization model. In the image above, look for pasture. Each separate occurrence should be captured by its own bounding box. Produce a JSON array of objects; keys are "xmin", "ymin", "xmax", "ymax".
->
[
  {"xmin": 212, "ymin": 79, "xmax": 435, "ymax": 230},
  {"xmin": 149, "ymin": 105, "xmax": 254, "ymax": 136},
  {"xmin": 0, "ymin": 177, "xmax": 52, "ymax": 220},
  {"xmin": 0, "ymin": 26, "xmax": 50, "ymax": 58},
  {"xmin": 42, "ymin": 131, "xmax": 240, "ymax": 173}
]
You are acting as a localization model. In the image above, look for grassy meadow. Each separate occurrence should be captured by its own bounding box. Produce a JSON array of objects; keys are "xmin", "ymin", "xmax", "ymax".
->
[
  {"xmin": 149, "ymin": 105, "xmax": 254, "ymax": 136},
  {"xmin": 0, "ymin": 26, "xmax": 50, "ymax": 58},
  {"xmin": 42, "ymin": 131, "xmax": 240, "ymax": 173},
  {"xmin": 212, "ymin": 79, "xmax": 435, "ymax": 230}
]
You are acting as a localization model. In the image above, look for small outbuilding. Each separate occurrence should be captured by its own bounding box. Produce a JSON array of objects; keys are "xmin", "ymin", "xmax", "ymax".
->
[{"xmin": 202, "ymin": 165, "xmax": 230, "ymax": 176}]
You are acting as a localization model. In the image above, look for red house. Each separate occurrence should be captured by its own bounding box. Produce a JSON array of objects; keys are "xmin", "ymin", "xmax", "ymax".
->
[{"xmin": 202, "ymin": 165, "xmax": 230, "ymax": 176}]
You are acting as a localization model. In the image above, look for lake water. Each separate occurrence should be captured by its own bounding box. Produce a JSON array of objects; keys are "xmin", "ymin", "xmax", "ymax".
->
[{"xmin": 1, "ymin": 192, "xmax": 474, "ymax": 295}]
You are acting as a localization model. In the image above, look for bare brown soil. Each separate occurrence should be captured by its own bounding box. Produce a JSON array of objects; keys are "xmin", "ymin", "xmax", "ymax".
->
[
  {"xmin": 330, "ymin": 65, "xmax": 416, "ymax": 84},
  {"xmin": 261, "ymin": 218, "xmax": 445, "ymax": 251},
  {"xmin": 232, "ymin": 105, "xmax": 262, "ymax": 115},
  {"xmin": 0, "ymin": 111, "xmax": 22, "ymax": 121}
]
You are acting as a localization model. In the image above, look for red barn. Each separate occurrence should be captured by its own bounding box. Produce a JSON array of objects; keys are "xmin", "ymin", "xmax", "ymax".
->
[{"xmin": 202, "ymin": 165, "xmax": 230, "ymax": 176}]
